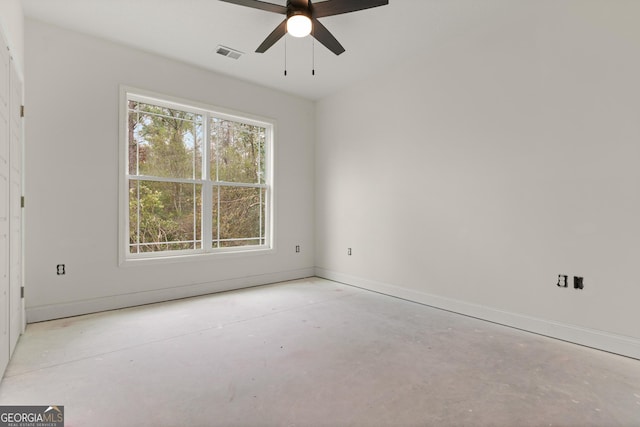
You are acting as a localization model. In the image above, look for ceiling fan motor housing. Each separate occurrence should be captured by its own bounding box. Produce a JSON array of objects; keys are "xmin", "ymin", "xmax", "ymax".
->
[{"xmin": 287, "ymin": 0, "xmax": 312, "ymax": 19}]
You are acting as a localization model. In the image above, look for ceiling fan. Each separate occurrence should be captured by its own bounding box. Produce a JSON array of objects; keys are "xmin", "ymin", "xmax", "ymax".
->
[{"xmin": 219, "ymin": 0, "xmax": 389, "ymax": 56}]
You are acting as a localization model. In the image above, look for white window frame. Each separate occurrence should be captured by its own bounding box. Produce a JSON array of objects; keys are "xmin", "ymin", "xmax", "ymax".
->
[{"xmin": 118, "ymin": 87, "xmax": 275, "ymax": 265}]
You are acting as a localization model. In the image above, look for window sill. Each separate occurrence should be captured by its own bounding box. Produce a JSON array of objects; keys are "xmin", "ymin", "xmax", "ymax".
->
[{"xmin": 119, "ymin": 246, "xmax": 276, "ymax": 267}]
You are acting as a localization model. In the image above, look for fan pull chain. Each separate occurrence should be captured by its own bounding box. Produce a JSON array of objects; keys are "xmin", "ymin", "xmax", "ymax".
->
[
  {"xmin": 312, "ymin": 37, "xmax": 315, "ymax": 76},
  {"xmin": 284, "ymin": 36, "xmax": 287, "ymax": 76}
]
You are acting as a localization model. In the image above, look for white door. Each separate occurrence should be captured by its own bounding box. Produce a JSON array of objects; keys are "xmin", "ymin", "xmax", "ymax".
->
[
  {"xmin": 9, "ymin": 57, "xmax": 22, "ymax": 355},
  {"xmin": 0, "ymin": 34, "xmax": 10, "ymax": 375}
]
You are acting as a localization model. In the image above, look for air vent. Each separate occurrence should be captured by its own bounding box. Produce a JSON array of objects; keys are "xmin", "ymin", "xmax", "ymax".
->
[{"xmin": 216, "ymin": 45, "xmax": 243, "ymax": 60}]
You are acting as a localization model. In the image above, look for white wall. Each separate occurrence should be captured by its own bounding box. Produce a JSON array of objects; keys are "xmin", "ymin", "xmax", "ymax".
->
[
  {"xmin": 316, "ymin": 1, "xmax": 640, "ymax": 358},
  {"xmin": 0, "ymin": 0, "xmax": 23, "ymax": 77},
  {"xmin": 25, "ymin": 19, "xmax": 315, "ymax": 321}
]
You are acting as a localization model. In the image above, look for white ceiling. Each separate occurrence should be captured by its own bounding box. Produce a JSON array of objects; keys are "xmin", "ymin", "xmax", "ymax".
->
[{"xmin": 21, "ymin": 0, "xmax": 486, "ymax": 100}]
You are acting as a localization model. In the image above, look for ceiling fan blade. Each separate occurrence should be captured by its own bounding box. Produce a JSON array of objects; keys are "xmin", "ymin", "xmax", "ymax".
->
[
  {"xmin": 256, "ymin": 19, "xmax": 288, "ymax": 53},
  {"xmin": 313, "ymin": 0, "xmax": 389, "ymax": 18},
  {"xmin": 218, "ymin": 0, "xmax": 286, "ymax": 15},
  {"xmin": 311, "ymin": 18, "xmax": 345, "ymax": 56}
]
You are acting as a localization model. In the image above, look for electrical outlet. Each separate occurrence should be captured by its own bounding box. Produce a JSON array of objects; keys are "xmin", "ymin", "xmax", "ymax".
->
[
  {"xmin": 295, "ymin": 245, "xmax": 300, "ymax": 253},
  {"xmin": 348, "ymin": 248, "xmax": 352, "ymax": 256},
  {"xmin": 574, "ymin": 276, "xmax": 584, "ymax": 290},
  {"xmin": 556, "ymin": 274, "xmax": 568, "ymax": 288},
  {"xmin": 57, "ymin": 264, "xmax": 65, "ymax": 275}
]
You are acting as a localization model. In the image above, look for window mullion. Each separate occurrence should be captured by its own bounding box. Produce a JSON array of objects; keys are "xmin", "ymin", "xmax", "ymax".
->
[
  {"xmin": 136, "ymin": 180, "xmax": 140, "ymax": 254},
  {"xmin": 216, "ymin": 185, "xmax": 221, "ymax": 249},
  {"xmin": 259, "ymin": 186, "xmax": 263, "ymax": 245},
  {"xmin": 264, "ymin": 128, "xmax": 272, "ymax": 247},
  {"xmin": 202, "ymin": 113, "xmax": 213, "ymax": 251},
  {"xmin": 135, "ymin": 107, "xmax": 140, "ymax": 176}
]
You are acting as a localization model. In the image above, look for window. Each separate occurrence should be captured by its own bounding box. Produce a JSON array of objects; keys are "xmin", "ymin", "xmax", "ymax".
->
[{"xmin": 121, "ymin": 90, "xmax": 273, "ymax": 260}]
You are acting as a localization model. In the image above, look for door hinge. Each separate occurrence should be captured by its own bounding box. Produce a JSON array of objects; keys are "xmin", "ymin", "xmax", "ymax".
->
[
  {"xmin": 21, "ymin": 196, "xmax": 24, "ymax": 208},
  {"xmin": 20, "ymin": 105, "xmax": 24, "ymax": 117},
  {"xmin": 21, "ymin": 286, "xmax": 24, "ymax": 298}
]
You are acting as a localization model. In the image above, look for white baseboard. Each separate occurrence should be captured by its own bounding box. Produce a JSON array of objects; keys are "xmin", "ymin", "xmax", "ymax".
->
[
  {"xmin": 26, "ymin": 268, "xmax": 315, "ymax": 323},
  {"xmin": 315, "ymin": 268, "xmax": 640, "ymax": 360}
]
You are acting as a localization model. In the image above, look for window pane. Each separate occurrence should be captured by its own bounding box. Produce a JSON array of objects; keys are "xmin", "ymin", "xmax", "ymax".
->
[
  {"xmin": 129, "ymin": 180, "xmax": 202, "ymax": 253},
  {"xmin": 128, "ymin": 102, "xmax": 203, "ymax": 179},
  {"xmin": 128, "ymin": 100, "xmax": 140, "ymax": 175},
  {"xmin": 212, "ymin": 186, "xmax": 265, "ymax": 248},
  {"xmin": 210, "ymin": 119, "xmax": 265, "ymax": 183}
]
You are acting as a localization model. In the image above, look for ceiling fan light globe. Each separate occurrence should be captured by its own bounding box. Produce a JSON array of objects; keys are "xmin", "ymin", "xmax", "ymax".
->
[{"xmin": 287, "ymin": 15, "xmax": 312, "ymax": 37}]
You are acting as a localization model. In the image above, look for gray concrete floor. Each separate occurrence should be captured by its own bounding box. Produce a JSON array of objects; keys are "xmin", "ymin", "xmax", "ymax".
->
[{"xmin": 1, "ymin": 278, "xmax": 639, "ymax": 426}]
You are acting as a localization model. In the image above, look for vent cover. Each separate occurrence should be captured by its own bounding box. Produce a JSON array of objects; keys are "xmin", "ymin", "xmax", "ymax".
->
[{"xmin": 216, "ymin": 45, "xmax": 243, "ymax": 60}]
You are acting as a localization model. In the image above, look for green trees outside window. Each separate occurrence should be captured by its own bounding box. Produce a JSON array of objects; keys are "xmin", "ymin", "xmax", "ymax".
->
[{"xmin": 126, "ymin": 95, "xmax": 271, "ymax": 257}]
